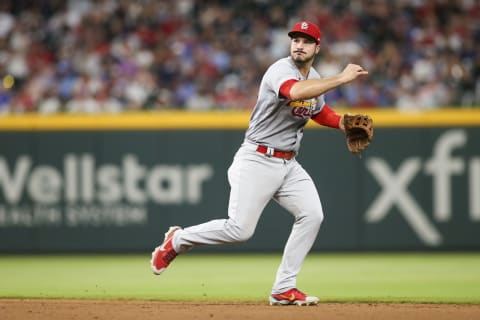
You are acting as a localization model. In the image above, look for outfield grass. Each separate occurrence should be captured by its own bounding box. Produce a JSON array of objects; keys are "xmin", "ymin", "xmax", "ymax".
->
[{"xmin": 0, "ymin": 253, "xmax": 479, "ymax": 303}]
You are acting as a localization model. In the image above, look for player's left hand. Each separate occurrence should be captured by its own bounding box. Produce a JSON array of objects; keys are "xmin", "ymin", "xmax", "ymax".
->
[{"xmin": 342, "ymin": 113, "xmax": 373, "ymax": 157}]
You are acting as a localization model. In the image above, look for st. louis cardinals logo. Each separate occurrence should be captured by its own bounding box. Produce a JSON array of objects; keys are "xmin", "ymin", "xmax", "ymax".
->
[{"xmin": 289, "ymin": 99, "xmax": 317, "ymax": 119}]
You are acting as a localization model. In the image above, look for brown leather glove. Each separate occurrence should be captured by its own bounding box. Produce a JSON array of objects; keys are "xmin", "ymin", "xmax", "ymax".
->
[{"xmin": 343, "ymin": 114, "xmax": 373, "ymax": 156}]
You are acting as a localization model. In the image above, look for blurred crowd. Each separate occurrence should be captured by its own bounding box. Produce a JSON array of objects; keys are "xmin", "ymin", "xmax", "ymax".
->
[{"xmin": 0, "ymin": 0, "xmax": 479, "ymax": 114}]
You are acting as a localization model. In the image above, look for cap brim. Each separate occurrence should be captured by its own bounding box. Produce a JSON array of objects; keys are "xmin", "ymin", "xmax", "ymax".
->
[{"xmin": 288, "ymin": 31, "xmax": 318, "ymax": 44}]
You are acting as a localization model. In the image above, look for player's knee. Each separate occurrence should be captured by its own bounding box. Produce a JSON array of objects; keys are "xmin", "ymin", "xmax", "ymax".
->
[
  {"xmin": 228, "ymin": 222, "xmax": 255, "ymax": 242},
  {"xmin": 304, "ymin": 208, "xmax": 324, "ymax": 228},
  {"xmin": 234, "ymin": 227, "xmax": 255, "ymax": 242},
  {"xmin": 316, "ymin": 209, "xmax": 324, "ymax": 225}
]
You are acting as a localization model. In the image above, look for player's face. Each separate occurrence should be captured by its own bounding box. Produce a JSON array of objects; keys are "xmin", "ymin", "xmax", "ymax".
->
[{"xmin": 290, "ymin": 36, "xmax": 320, "ymax": 65}]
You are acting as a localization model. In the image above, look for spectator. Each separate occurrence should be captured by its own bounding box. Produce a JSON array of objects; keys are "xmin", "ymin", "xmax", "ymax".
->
[{"xmin": 0, "ymin": 0, "xmax": 478, "ymax": 113}]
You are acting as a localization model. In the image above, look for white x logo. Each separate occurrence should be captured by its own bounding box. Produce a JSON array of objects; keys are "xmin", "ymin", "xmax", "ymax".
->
[{"xmin": 365, "ymin": 157, "xmax": 442, "ymax": 246}]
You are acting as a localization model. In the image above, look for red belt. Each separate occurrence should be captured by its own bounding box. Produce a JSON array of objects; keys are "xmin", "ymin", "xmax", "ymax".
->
[{"xmin": 256, "ymin": 145, "xmax": 296, "ymax": 160}]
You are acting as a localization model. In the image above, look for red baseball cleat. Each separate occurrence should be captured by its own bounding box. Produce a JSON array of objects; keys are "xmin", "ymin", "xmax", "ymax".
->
[
  {"xmin": 151, "ymin": 226, "xmax": 182, "ymax": 275},
  {"xmin": 269, "ymin": 288, "xmax": 319, "ymax": 306}
]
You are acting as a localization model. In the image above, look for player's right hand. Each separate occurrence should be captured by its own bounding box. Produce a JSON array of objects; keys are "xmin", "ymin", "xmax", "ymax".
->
[{"xmin": 340, "ymin": 64, "xmax": 368, "ymax": 84}]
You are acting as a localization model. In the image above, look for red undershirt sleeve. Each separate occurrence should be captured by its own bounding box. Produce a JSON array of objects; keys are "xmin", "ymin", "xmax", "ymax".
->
[
  {"xmin": 279, "ymin": 79, "xmax": 299, "ymax": 100},
  {"xmin": 311, "ymin": 103, "xmax": 341, "ymax": 129},
  {"xmin": 279, "ymin": 79, "xmax": 341, "ymax": 129}
]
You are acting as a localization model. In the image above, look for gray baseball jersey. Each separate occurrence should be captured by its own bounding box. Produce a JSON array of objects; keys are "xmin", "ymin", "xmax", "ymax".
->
[{"xmin": 245, "ymin": 56, "xmax": 326, "ymax": 153}]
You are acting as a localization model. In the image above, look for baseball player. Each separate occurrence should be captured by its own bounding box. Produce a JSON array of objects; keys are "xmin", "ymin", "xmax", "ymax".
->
[{"xmin": 151, "ymin": 21, "xmax": 369, "ymax": 306}]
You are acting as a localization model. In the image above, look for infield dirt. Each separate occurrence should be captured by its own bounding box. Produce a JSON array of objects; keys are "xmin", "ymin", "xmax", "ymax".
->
[{"xmin": 1, "ymin": 299, "xmax": 480, "ymax": 320}]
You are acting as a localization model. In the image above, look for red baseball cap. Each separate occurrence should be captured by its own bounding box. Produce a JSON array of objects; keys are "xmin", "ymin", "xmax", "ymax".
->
[{"xmin": 288, "ymin": 21, "xmax": 321, "ymax": 44}]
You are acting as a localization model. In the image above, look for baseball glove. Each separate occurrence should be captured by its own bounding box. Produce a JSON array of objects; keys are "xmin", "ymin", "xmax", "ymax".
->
[{"xmin": 343, "ymin": 113, "xmax": 373, "ymax": 156}]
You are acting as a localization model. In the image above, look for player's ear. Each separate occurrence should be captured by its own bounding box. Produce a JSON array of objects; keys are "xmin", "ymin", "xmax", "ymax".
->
[{"xmin": 315, "ymin": 44, "xmax": 321, "ymax": 54}]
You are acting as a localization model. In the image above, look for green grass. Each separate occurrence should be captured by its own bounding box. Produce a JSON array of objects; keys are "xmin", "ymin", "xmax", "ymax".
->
[{"xmin": 0, "ymin": 253, "xmax": 479, "ymax": 303}]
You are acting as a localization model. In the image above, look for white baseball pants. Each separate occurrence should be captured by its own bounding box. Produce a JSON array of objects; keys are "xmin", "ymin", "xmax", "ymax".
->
[{"xmin": 172, "ymin": 141, "xmax": 324, "ymax": 293}]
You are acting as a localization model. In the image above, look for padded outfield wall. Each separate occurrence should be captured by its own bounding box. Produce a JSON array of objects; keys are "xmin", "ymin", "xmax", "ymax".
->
[{"xmin": 0, "ymin": 109, "xmax": 479, "ymax": 252}]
